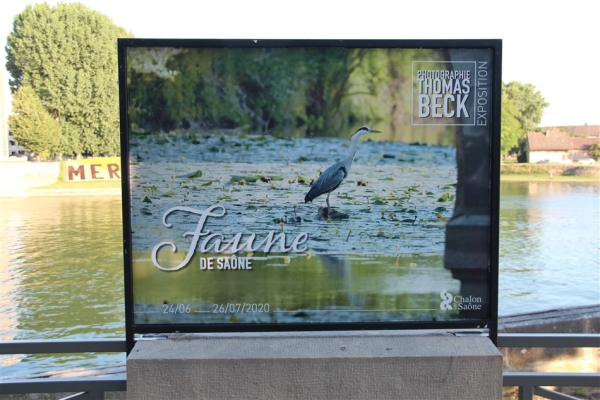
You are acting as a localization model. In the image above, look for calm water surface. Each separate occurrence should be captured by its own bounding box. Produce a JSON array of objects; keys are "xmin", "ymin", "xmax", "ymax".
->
[
  {"xmin": 0, "ymin": 180, "xmax": 598, "ymax": 377},
  {"xmin": 0, "ymin": 196, "xmax": 124, "ymax": 377},
  {"xmin": 498, "ymin": 180, "xmax": 599, "ymax": 314}
]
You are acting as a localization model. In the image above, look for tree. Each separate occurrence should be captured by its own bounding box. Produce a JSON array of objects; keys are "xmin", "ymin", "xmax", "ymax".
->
[
  {"xmin": 503, "ymin": 81, "xmax": 549, "ymax": 133},
  {"xmin": 502, "ymin": 81, "xmax": 549, "ymax": 160},
  {"xmin": 589, "ymin": 143, "xmax": 600, "ymax": 160},
  {"xmin": 6, "ymin": 3, "xmax": 132, "ymax": 157},
  {"xmin": 8, "ymin": 85, "xmax": 60, "ymax": 160},
  {"xmin": 500, "ymin": 92, "xmax": 522, "ymax": 156}
]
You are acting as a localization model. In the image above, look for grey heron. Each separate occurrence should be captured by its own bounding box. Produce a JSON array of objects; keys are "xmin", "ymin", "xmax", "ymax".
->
[{"xmin": 304, "ymin": 126, "xmax": 380, "ymax": 217}]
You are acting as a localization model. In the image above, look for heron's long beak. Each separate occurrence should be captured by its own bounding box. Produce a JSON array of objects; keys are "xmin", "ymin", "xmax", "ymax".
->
[{"xmin": 368, "ymin": 129, "xmax": 381, "ymax": 133}]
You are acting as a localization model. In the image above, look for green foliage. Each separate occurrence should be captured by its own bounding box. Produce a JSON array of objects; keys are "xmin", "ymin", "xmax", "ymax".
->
[
  {"xmin": 589, "ymin": 143, "xmax": 600, "ymax": 160},
  {"xmin": 500, "ymin": 82, "xmax": 549, "ymax": 158},
  {"xmin": 126, "ymin": 47, "xmax": 450, "ymax": 142},
  {"xmin": 503, "ymin": 81, "xmax": 549, "ymax": 133},
  {"xmin": 8, "ymin": 85, "xmax": 60, "ymax": 158},
  {"xmin": 500, "ymin": 92, "xmax": 522, "ymax": 155},
  {"xmin": 6, "ymin": 3, "xmax": 133, "ymax": 156}
]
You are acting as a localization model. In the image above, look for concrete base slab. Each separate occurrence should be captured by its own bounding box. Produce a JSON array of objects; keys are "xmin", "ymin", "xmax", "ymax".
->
[{"xmin": 127, "ymin": 331, "xmax": 502, "ymax": 400}]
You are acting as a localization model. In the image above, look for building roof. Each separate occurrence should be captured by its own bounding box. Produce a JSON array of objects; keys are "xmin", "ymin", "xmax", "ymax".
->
[
  {"xmin": 527, "ymin": 131, "xmax": 599, "ymax": 151},
  {"xmin": 539, "ymin": 125, "xmax": 600, "ymax": 137},
  {"xmin": 527, "ymin": 131, "xmax": 572, "ymax": 151}
]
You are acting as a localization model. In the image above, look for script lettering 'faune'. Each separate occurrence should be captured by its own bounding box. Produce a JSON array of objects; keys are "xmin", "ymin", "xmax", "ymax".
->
[{"xmin": 151, "ymin": 205, "xmax": 308, "ymax": 271}]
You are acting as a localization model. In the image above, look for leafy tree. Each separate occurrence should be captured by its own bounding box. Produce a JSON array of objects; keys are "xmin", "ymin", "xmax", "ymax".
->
[
  {"xmin": 501, "ymin": 82, "xmax": 549, "ymax": 160},
  {"xmin": 500, "ymin": 92, "xmax": 522, "ymax": 156},
  {"xmin": 8, "ymin": 85, "xmax": 60, "ymax": 160},
  {"xmin": 503, "ymin": 81, "xmax": 549, "ymax": 133},
  {"xmin": 589, "ymin": 143, "xmax": 600, "ymax": 160},
  {"xmin": 6, "ymin": 3, "xmax": 132, "ymax": 157}
]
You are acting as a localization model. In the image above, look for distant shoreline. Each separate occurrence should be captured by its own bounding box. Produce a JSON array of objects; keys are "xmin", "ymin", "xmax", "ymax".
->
[{"xmin": 500, "ymin": 175, "xmax": 600, "ymax": 182}]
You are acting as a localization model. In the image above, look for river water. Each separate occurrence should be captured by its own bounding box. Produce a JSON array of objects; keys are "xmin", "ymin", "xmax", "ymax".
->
[{"xmin": 0, "ymin": 180, "xmax": 598, "ymax": 378}]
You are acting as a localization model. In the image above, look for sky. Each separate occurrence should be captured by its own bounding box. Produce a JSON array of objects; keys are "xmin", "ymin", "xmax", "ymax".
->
[{"xmin": 1, "ymin": 0, "xmax": 599, "ymax": 128}]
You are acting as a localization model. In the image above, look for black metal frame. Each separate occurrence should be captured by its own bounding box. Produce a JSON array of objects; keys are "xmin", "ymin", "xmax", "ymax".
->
[{"xmin": 118, "ymin": 39, "xmax": 502, "ymax": 353}]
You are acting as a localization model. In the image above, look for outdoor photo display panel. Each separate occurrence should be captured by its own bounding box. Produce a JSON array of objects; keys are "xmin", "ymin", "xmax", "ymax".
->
[{"xmin": 119, "ymin": 39, "xmax": 501, "ymax": 344}]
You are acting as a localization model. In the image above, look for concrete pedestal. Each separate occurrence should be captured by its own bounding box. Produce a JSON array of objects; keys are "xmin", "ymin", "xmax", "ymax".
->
[{"xmin": 127, "ymin": 331, "xmax": 502, "ymax": 400}]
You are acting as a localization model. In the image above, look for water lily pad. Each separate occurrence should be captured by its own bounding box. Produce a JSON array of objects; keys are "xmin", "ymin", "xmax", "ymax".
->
[
  {"xmin": 187, "ymin": 170, "xmax": 203, "ymax": 178},
  {"xmin": 217, "ymin": 195, "xmax": 237, "ymax": 201},
  {"xmin": 437, "ymin": 193, "xmax": 455, "ymax": 202},
  {"xmin": 297, "ymin": 175, "xmax": 311, "ymax": 184}
]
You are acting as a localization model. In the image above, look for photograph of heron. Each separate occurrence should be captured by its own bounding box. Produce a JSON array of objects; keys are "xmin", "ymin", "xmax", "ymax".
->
[{"xmin": 122, "ymin": 42, "xmax": 492, "ymax": 327}]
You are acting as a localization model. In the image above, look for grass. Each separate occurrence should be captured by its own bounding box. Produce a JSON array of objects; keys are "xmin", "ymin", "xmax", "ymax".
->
[
  {"xmin": 500, "ymin": 174, "xmax": 599, "ymax": 182},
  {"xmin": 500, "ymin": 162, "xmax": 599, "ymax": 182}
]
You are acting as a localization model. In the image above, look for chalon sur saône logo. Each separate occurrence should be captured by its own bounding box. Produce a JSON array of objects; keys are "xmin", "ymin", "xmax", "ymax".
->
[
  {"xmin": 440, "ymin": 290, "xmax": 483, "ymax": 311},
  {"xmin": 150, "ymin": 205, "xmax": 309, "ymax": 272},
  {"xmin": 412, "ymin": 61, "xmax": 489, "ymax": 126}
]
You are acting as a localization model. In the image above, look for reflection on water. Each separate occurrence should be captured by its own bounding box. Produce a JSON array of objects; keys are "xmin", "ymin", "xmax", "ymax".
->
[
  {"xmin": 0, "ymin": 180, "xmax": 599, "ymax": 377},
  {"xmin": 133, "ymin": 252, "xmax": 457, "ymax": 325},
  {"xmin": 498, "ymin": 181, "xmax": 600, "ymax": 315},
  {"xmin": 0, "ymin": 196, "xmax": 124, "ymax": 378}
]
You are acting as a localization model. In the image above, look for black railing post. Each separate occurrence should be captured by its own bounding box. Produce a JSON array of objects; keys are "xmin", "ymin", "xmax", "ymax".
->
[{"xmin": 518, "ymin": 385, "xmax": 534, "ymax": 400}]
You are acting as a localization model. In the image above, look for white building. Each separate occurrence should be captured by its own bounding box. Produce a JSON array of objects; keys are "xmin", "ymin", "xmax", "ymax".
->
[{"xmin": 7, "ymin": 135, "xmax": 27, "ymax": 158}]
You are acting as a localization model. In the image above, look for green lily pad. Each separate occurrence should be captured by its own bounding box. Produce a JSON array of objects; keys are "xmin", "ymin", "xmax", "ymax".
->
[{"xmin": 187, "ymin": 170, "xmax": 203, "ymax": 178}]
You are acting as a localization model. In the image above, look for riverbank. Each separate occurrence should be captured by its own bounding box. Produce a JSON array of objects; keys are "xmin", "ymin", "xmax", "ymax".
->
[
  {"xmin": 0, "ymin": 160, "xmax": 59, "ymax": 197},
  {"xmin": 0, "ymin": 160, "xmax": 120, "ymax": 197},
  {"xmin": 501, "ymin": 162, "xmax": 600, "ymax": 181}
]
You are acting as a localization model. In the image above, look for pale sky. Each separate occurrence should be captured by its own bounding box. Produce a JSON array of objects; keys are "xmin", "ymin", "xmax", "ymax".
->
[{"xmin": 1, "ymin": 0, "xmax": 599, "ymax": 128}]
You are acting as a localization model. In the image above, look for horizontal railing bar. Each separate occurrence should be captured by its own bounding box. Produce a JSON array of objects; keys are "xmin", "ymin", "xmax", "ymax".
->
[
  {"xmin": 0, "ymin": 377, "xmax": 126, "ymax": 395},
  {"xmin": 503, "ymin": 372, "xmax": 600, "ymax": 387},
  {"xmin": 0, "ymin": 339, "xmax": 126, "ymax": 355},
  {"xmin": 497, "ymin": 333, "xmax": 600, "ymax": 348}
]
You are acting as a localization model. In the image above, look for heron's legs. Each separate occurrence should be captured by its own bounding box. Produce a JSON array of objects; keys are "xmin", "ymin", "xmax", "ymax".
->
[{"xmin": 325, "ymin": 192, "xmax": 331, "ymax": 218}]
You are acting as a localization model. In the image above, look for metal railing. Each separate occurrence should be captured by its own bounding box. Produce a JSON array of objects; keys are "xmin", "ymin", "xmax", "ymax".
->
[
  {"xmin": 497, "ymin": 333, "xmax": 600, "ymax": 400},
  {"xmin": 0, "ymin": 334, "xmax": 598, "ymax": 399},
  {"xmin": 0, "ymin": 339, "xmax": 126, "ymax": 400}
]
